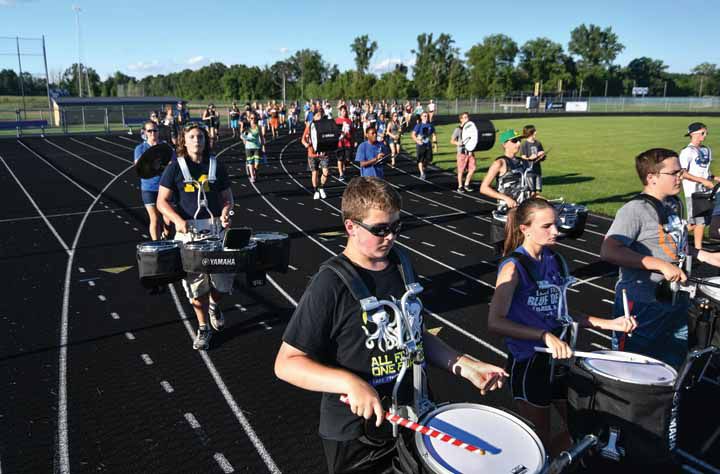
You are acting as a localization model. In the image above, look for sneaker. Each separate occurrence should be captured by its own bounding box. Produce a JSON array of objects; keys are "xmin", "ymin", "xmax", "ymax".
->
[
  {"xmin": 464, "ymin": 185, "xmax": 473, "ymax": 192},
  {"xmin": 319, "ymin": 188, "xmax": 327, "ymax": 199},
  {"xmin": 338, "ymin": 175, "xmax": 345, "ymax": 182},
  {"xmin": 313, "ymin": 190, "xmax": 320, "ymax": 200},
  {"xmin": 193, "ymin": 326, "xmax": 212, "ymax": 350},
  {"xmin": 250, "ymin": 176, "xmax": 256, "ymax": 183},
  {"xmin": 209, "ymin": 304, "xmax": 225, "ymax": 331},
  {"xmin": 420, "ymin": 174, "xmax": 427, "ymax": 180},
  {"xmin": 457, "ymin": 187, "xmax": 464, "ymax": 193}
]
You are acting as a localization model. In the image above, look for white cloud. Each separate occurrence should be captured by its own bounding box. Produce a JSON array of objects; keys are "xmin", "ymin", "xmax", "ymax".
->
[
  {"xmin": 187, "ymin": 55, "xmax": 206, "ymax": 65},
  {"xmin": 370, "ymin": 57, "xmax": 415, "ymax": 73},
  {"xmin": 279, "ymin": 47, "xmax": 289, "ymax": 54},
  {"xmin": 127, "ymin": 60, "xmax": 161, "ymax": 72}
]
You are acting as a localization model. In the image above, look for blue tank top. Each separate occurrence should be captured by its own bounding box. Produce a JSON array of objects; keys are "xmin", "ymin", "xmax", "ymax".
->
[{"xmin": 498, "ymin": 246, "xmax": 566, "ymax": 361}]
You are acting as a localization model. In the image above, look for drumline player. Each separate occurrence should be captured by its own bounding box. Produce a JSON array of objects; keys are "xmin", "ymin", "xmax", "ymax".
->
[
  {"xmin": 301, "ymin": 109, "xmax": 330, "ymax": 200},
  {"xmin": 480, "ymin": 129, "xmax": 528, "ymax": 209},
  {"xmin": 134, "ymin": 120, "xmax": 176, "ymax": 242},
  {"xmin": 157, "ymin": 123, "xmax": 234, "ymax": 351},
  {"xmin": 601, "ymin": 148, "xmax": 720, "ymax": 368},
  {"xmin": 335, "ymin": 105, "xmax": 354, "ymax": 182},
  {"xmin": 679, "ymin": 122, "xmax": 717, "ymax": 250},
  {"xmin": 274, "ymin": 177, "xmax": 507, "ymax": 474},
  {"xmin": 450, "ymin": 112, "xmax": 476, "ymax": 193},
  {"xmin": 488, "ymin": 197, "xmax": 637, "ymax": 456}
]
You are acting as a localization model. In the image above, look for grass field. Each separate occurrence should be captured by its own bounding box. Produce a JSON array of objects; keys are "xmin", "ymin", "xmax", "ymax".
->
[{"xmin": 408, "ymin": 116, "xmax": 720, "ymax": 216}]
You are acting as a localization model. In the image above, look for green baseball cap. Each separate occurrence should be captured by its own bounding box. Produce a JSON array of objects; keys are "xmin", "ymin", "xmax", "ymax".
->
[{"xmin": 499, "ymin": 129, "xmax": 524, "ymax": 144}]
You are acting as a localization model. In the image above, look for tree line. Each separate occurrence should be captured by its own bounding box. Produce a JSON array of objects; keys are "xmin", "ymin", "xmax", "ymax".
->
[{"xmin": 2, "ymin": 24, "xmax": 719, "ymax": 101}]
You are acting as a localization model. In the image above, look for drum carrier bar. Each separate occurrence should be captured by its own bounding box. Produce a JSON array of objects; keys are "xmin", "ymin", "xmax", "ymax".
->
[{"xmin": 320, "ymin": 247, "xmax": 430, "ymax": 435}]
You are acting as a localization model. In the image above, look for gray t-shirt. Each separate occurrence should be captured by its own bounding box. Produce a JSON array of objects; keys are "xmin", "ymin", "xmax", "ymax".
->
[
  {"xmin": 606, "ymin": 197, "xmax": 685, "ymax": 302},
  {"xmin": 451, "ymin": 126, "xmax": 463, "ymax": 153},
  {"xmin": 521, "ymin": 139, "xmax": 544, "ymax": 158}
]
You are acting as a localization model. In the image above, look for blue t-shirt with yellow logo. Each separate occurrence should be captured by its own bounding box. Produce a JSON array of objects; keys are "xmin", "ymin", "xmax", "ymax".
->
[{"xmin": 159, "ymin": 155, "xmax": 230, "ymax": 220}]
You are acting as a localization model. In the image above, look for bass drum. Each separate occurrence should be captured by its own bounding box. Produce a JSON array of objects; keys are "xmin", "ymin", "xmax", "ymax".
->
[
  {"xmin": 310, "ymin": 118, "xmax": 340, "ymax": 153},
  {"xmin": 414, "ymin": 403, "xmax": 546, "ymax": 474},
  {"xmin": 461, "ymin": 119, "xmax": 495, "ymax": 152},
  {"xmin": 136, "ymin": 240, "xmax": 186, "ymax": 288}
]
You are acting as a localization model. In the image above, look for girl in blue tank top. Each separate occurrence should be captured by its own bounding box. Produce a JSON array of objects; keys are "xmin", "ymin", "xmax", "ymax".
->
[{"xmin": 487, "ymin": 198, "xmax": 637, "ymax": 457}]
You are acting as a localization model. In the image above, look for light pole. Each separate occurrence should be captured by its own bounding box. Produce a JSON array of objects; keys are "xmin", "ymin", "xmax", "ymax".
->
[{"xmin": 72, "ymin": 5, "xmax": 83, "ymax": 97}]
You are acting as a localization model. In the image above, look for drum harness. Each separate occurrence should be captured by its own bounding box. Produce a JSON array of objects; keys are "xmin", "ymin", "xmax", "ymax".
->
[
  {"xmin": 176, "ymin": 155, "xmax": 227, "ymax": 241},
  {"xmin": 320, "ymin": 247, "xmax": 431, "ymax": 437}
]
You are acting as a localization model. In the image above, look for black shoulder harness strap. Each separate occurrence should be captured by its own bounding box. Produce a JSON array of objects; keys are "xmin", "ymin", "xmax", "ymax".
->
[
  {"xmin": 631, "ymin": 193, "xmax": 683, "ymax": 225},
  {"xmin": 504, "ymin": 249, "xmax": 570, "ymax": 284},
  {"xmin": 319, "ymin": 247, "xmax": 416, "ymax": 304}
]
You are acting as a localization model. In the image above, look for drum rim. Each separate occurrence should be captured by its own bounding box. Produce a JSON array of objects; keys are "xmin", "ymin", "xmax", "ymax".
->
[
  {"xmin": 223, "ymin": 240, "xmax": 258, "ymax": 252},
  {"xmin": 183, "ymin": 239, "xmax": 222, "ymax": 250},
  {"xmin": 579, "ymin": 350, "xmax": 677, "ymax": 386},
  {"xmin": 414, "ymin": 403, "xmax": 546, "ymax": 474},
  {"xmin": 699, "ymin": 276, "xmax": 720, "ymax": 301},
  {"xmin": 137, "ymin": 240, "xmax": 180, "ymax": 252},
  {"xmin": 251, "ymin": 232, "xmax": 289, "ymax": 240}
]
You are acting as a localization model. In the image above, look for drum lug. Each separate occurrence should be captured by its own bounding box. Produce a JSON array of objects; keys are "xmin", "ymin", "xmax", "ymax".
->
[{"xmin": 600, "ymin": 427, "xmax": 625, "ymax": 461}]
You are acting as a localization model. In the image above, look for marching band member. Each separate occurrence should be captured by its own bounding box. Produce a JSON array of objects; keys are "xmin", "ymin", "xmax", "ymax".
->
[
  {"xmin": 489, "ymin": 197, "xmax": 637, "ymax": 455},
  {"xmin": 157, "ymin": 123, "xmax": 234, "ymax": 350},
  {"xmin": 335, "ymin": 105, "xmax": 354, "ymax": 182},
  {"xmin": 275, "ymin": 177, "xmax": 506, "ymax": 474},
  {"xmin": 301, "ymin": 109, "xmax": 330, "ymax": 200},
  {"xmin": 602, "ymin": 148, "xmax": 720, "ymax": 368}
]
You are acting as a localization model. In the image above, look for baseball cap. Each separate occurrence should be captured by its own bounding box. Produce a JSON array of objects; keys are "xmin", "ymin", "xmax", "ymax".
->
[
  {"xmin": 685, "ymin": 122, "xmax": 707, "ymax": 136},
  {"xmin": 499, "ymin": 129, "xmax": 524, "ymax": 144}
]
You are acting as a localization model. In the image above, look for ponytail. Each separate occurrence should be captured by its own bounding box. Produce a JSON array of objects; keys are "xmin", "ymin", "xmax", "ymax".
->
[{"xmin": 502, "ymin": 197, "xmax": 555, "ymax": 256}]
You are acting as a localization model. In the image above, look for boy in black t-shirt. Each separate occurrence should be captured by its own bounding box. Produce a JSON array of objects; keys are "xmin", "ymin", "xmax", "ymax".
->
[
  {"xmin": 520, "ymin": 124, "xmax": 546, "ymax": 193},
  {"xmin": 275, "ymin": 177, "xmax": 507, "ymax": 474}
]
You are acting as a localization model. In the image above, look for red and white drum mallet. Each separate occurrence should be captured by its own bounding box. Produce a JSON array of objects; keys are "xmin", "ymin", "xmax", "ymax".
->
[{"xmin": 339, "ymin": 395, "xmax": 488, "ymax": 456}]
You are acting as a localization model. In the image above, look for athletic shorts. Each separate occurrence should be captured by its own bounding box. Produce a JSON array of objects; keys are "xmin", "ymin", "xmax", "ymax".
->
[
  {"xmin": 456, "ymin": 152, "xmax": 476, "ymax": 174},
  {"xmin": 308, "ymin": 156, "xmax": 330, "ymax": 172},
  {"xmin": 686, "ymin": 196, "xmax": 712, "ymax": 225},
  {"xmin": 175, "ymin": 220, "xmax": 234, "ymax": 299},
  {"xmin": 336, "ymin": 147, "xmax": 353, "ymax": 162},
  {"xmin": 416, "ymin": 145, "xmax": 432, "ymax": 164},
  {"xmin": 245, "ymin": 148, "xmax": 261, "ymax": 163},
  {"xmin": 507, "ymin": 352, "xmax": 568, "ymax": 408},
  {"xmin": 230, "ymin": 119, "xmax": 239, "ymax": 129},
  {"xmin": 141, "ymin": 190, "xmax": 158, "ymax": 206}
]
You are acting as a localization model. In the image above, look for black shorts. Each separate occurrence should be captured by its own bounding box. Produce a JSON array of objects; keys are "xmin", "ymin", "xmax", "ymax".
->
[
  {"xmin": 336, "ymin": 147, "xmax": 353, "ymax": 162},
  {"xmin": 416, "ymin": 145, "xmax": 432, "ymax": 164},
  {"xmin": 322, "ymin": 435, "xmax": 396, "ymax": 474},
  {"xmin": 507, "ymin": 352, "xmax": 568, "ymax": 408}
]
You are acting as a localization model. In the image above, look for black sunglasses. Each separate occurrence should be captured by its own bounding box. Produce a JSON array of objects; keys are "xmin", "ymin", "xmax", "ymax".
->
[
  {"xmin": 145, "ymin": 129, "xmax": 159, "ymax": 133},
  {"xmin": 183, "ymin": 122, "xmax": 202, "ymax": 131},
  {"xmin": 352, "ymin": 219, "xmax": 402, "ymax": 237},
  {"xmin": 510, "ymin": 137, "xmax": 522, "ymax": 143}
]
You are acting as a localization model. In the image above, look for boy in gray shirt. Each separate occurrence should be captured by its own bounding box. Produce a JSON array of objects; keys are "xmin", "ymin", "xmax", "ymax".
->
[{"xmin": 601, "ymin": 148, "xmax": 720, "ymax": 367}]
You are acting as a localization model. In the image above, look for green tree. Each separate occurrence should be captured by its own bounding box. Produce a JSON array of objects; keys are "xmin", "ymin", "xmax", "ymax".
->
[
  {"xmin": 60, "ymin": 63, "xmax": 101, "ymax": 96},
  {"xmin": 623, "ymin": 57, "xmax": 668, "ymax": 95},
  {"xmin": 568, "ymin": 24, "xmax": 624, "ymax": 67},
  {"xmin": 691, "ymin": 62, "xmax": 719, "ymax": 96},
  {"xmin": 465, "ymin": 34, "xmax": 518, "ymax": 97},
  {"xmin": 0, "ymin": 69, "xmax": 19, "ymax": 95},
  {"xmin": 412, "ymin": 33, "xmax": 460, "ymax": 98},
  {"xmin": 350, "ymin": 35, "xmax": 378, "ymax": 76},
  {"xmin": 519, "ymin": 38, "xmax": 571, "ymax": 92}
]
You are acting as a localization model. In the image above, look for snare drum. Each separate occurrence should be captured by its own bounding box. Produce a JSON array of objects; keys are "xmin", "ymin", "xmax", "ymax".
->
[
  {"xmin": 251, "ymin": 232, "xmax": 290, "ymax": 273},
  {"xmin": 414, "ymin": 403, "xmax": 546, "ymax": 474},
  {"xmin": 556, "ymin": 203, "xmax": 588, "ymax": 238},
  {"xmin": 181, "ymin": 238, "xmax": 257, "ymax": 274},
  {"xmin": 689, "ymin": 278, "xmax": 720, "ymax": 358},
  {"xmin": 568, "ymin": 351, "xmax": 678, "ymax": 464},
  {"xmin": 136, "ymin": 240, "xmax": 186, "ymax": 288}
]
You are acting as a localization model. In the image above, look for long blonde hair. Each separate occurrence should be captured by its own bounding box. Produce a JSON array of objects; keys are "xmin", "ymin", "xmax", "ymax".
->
[{"xmin": 503, "ymin": 198, "xmax": 555, "ymax": 256}]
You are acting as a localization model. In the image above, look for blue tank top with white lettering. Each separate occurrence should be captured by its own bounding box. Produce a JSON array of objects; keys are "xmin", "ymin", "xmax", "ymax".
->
[{"xmin": 498, "ymin": 246, "xmax": 565, "ymax": 361}]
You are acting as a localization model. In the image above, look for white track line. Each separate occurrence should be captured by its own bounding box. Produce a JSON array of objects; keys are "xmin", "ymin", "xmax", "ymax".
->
[
  {"xmin": 44, "ymin": 140, "xmax": 117, "ymax": 176},
  {"xmin": 69, "ymin": 137, "xmax": 133, "ymax": 162},
  {"xmin": 17, "ymin": 140, "xmax": 96, "ymax": 199},
  {"xmin": 169, "ymin": 285, "xmax": 281, "ymax": 473},
  {"xmin": 0, "ymin": 206, "xmax": 146, "ymax": 224}
]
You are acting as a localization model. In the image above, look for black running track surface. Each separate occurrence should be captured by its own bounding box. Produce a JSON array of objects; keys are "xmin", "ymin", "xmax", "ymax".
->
[{"xmin": 0, "ymin": 130, "xmax": 718, "ymax": 473}]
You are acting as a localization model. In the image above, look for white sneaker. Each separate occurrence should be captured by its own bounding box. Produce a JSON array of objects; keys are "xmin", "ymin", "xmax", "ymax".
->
[
  {"xmin": 319, "ymin": 188, "xmax": 327, "ymax": 199},
  {"xmin": 313, "ymin": 190, "xmax": 320, "ymax": 200}
]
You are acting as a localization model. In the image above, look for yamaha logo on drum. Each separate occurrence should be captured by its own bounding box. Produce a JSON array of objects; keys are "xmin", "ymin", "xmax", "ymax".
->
[{"xmin": 203, "ymin": 257, "xmax": 236, "ymax": 266}]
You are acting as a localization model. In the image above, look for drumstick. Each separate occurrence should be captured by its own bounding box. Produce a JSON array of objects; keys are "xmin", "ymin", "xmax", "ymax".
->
[
  {"xmin": 533, "ymin": 347, "xmax": 659, "ymax": 364},
  {"xmin": 622, "ymin": 289, "xmax": 633, "ymax": 338},
  {"xmin": 339, "ymin": 395, "xmax": 488, "ymax": 456}
]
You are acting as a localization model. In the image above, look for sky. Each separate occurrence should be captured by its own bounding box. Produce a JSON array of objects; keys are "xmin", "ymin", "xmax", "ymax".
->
[{"xmin": 1, "ymin": 0, "xmax": 718, "ymax": 80}]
